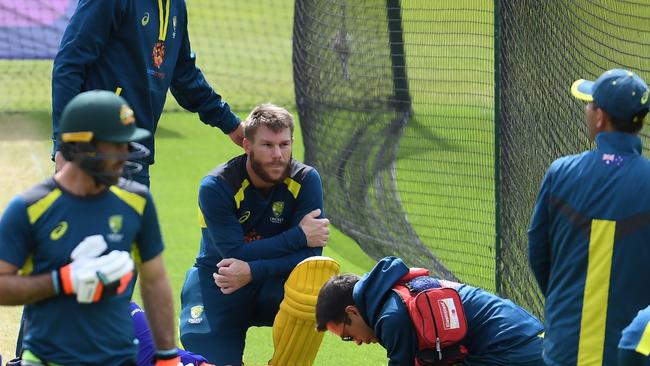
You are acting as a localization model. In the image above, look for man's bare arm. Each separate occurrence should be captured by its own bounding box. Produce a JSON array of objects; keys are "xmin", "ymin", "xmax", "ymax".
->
[
  {"xmin": 139, "ymin": 254, "xmax": 176, "ymax": 351},
  {"xmin": 0, "ymin": 259, "xmax": 56, "ymax": 305}
]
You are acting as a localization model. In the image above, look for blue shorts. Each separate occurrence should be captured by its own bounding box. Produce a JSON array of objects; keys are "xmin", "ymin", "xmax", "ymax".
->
[{"xmin": 179, "ymin": 266, "xmax": 285, "ymax": 366}]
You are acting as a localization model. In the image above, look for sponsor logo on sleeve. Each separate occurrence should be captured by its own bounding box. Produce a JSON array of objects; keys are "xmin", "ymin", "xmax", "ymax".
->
[
  {"xmin": 50, "ymin": 221, "xmax": 68, "ymax": 240},
  {"xmin": 141, "ymin": 12, "xmax": 150, "ymax": 26},
  {"xmin": 239, "ymin": 210, "xmax": 251, "ymax": 223}
]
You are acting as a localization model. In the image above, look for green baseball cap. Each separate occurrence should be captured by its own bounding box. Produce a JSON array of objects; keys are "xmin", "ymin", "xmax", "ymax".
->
[{"xmin": 59, "ymin": 90, "xmax": 150, "ymax": 143}]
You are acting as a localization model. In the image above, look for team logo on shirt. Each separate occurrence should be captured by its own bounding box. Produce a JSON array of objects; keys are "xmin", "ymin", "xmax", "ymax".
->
[
  {"xmin": 120, "ymin": 105, "xmax": 135, "ymax": 125},
  {"xmin": 271, "ymin": 201, "xmax": 285, "ymax": 224},
  {"xmin": 50, "ymin": 221, "xmax": 68, "ymax": 241},
  {"xmin": 141, "ymin": 12, "xmax": 150, "ymax": 26},
  {"xmin": 108, "ymin": 215, "xmax": 124, "ymax": 242},
  {"xmin": 189, "ymin": 305, "xmax": 204, "ymax": 324},
  {"xmin": 244, "ymin": 229, "xmax": 262, "ymax": 243},
  {"xmin": 152, "ymin": 40, "xmax": 166, "ymax": 69}
]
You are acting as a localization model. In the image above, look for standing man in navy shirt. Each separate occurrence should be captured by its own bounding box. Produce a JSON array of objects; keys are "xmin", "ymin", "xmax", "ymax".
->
[
  {"xmin": 529, "ymin": 69, "xmax": 650, "ymax": 365},
  {"xmin": 51, "ymin": 0, "xmax": 243, "ymax": 186},
  {"xmin": 180, "ymin": 104, "xmax": 331, "ymax": 365}
]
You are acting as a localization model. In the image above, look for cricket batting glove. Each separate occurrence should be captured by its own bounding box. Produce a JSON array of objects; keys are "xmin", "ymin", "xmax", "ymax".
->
[
  {"xmin": 53, "ymin": 235, "xmax": 134, "ymax": 303},
  {"xmin": 70, "ymin": 234, "xmax": 108, "ymax": 261}
]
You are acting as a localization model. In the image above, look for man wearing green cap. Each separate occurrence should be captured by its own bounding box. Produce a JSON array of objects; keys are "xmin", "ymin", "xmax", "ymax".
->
[
  {"xmin": 528, "ymin": 69, "xmax": 650, "ymax": 366},
  {"xmin": 0, "ymin": 90, "xmax": 181, "ymax": 366}
]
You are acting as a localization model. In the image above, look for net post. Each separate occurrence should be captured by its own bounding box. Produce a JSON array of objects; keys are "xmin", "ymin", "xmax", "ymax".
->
[
  {"xmin": 385, "ymin": 0, "xmax": 412, "ymax": 116},
  {"xmin": 493, "ymin": 0, "xmax": 503, "ymax": 296}
]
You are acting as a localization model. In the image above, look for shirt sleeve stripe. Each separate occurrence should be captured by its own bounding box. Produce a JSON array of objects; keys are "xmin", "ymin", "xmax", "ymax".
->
[
  {"xmin": 27, "ymin": 189, "xmax": 62, "ymax": 224},
  {"xmin": 234, "ymin": 179, "xmax": 250, "ymax": 209},
  {"xmin": 198, "ymin": 207, "xmax": 207, "ymax": 228},
  {"xmin": 284, "ymin": 177, "xmax": 301, "ymax": 199},
  {"xmin": 110, "ymin": 186, "xmax": 146, "ymax": 215}
]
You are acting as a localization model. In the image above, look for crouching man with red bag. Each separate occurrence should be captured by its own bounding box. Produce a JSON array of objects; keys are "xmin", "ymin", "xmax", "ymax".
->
[{"xmin": 315, "ymin": 256, "xmax": 545, "ymax": 366}]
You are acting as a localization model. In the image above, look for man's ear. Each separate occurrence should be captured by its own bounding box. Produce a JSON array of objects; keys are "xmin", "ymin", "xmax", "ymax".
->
[
  {"xmin": 596, "ymin": 108, "xmax": 613, "ymax": 132},
  {"xmin": 596, "ymin": 108, "xmax": 605, "ymax": 130},
  {"xmin": 243, "ymin": 137, "xmax": 251, "ymax": 154},
  {"xmin": 344, "ymin": 305, "xmax": 359, "ymax": 316}
]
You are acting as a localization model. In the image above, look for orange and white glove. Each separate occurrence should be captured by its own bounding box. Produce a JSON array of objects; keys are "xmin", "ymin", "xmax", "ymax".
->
[{"xmin": 52, "ymin": 235, "xmax": 134, "ymax": 303}]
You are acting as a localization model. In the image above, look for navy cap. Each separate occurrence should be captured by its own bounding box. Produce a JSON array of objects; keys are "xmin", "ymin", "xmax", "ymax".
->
[{"xmin": 571, "ymin": 69, "xmax": 650, "ymax": 122}]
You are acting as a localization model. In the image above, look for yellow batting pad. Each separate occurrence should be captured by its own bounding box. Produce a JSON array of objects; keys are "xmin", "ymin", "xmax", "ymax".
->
[{"xmin": 269, "ymin": 256, "xmax": 340, "ymax": 366}]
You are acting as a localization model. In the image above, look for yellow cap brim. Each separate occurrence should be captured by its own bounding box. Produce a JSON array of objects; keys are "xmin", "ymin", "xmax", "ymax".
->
[{"xmin": 571, "ymin": 79, "xmax": 594, "ymax": 102}]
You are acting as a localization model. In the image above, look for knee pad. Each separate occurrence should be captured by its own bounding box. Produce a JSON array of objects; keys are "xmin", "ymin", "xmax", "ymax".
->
[{"xmin": 269, "ymin": 256, "xmax": 340, "ymax": 366}]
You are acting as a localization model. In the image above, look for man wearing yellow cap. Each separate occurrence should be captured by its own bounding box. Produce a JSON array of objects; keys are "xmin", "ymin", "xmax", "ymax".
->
[{"xmin": 528, "ymin": 69, "xmax": 650, "ymax": 366}]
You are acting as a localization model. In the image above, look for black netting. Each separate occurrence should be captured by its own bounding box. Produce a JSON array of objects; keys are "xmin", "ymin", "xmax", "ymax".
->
[
  {"xmin": 498, "ymin": 0, "xmax": 650, "ymax": 317},
  {"xmin": 294, "ymin": 0, "xmax": 495, "ymax": 289}
]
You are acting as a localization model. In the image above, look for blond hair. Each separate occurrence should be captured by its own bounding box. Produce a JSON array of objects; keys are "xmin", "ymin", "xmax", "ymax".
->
[{"xmin": 243, "ymin": 103, "xmax": 294, "ymax": 141}]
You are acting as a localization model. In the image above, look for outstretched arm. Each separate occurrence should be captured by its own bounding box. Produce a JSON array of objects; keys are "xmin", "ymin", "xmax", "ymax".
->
[{"xmin": 170, "ymin": 7, "xmax": 241, "ymax": 144}]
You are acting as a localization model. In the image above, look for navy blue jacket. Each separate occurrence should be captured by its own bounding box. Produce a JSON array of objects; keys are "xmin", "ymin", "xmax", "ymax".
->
[
  {"xmin": 52, "ymin": 0, "xmax": 240, "ymax": 164},
  {"xmin": 196, "ymin": 155, "xmax": 323, "ymax": 281},
  {"xmin": 353, "ymin": 257, "xmax": 543, "ymax": 366},
  {"xmin": 529, "ymin": 132, "xmax": 650, "ymax": 366}
]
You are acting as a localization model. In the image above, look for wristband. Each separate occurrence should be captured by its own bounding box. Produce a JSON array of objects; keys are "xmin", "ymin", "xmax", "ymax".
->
[
  {"xmin": 155, "ymin": 348, "xmax": 179, "ymax": 359},
  {"xmin": 51, "ymin": 270, "xmax": 61, "ymax": 295}
]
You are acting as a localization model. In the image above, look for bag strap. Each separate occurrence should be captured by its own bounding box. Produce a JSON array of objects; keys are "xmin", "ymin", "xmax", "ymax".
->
[
  {"xmin": 392, "ymin": 283, "xmax": 442, "ymax": 357},
  {"xmin": 398, "ymin": 268, "xmax": 430, "ymax": 283}
]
